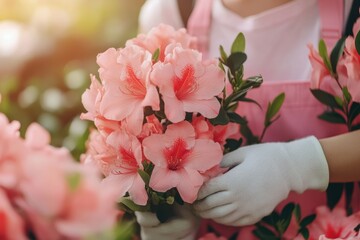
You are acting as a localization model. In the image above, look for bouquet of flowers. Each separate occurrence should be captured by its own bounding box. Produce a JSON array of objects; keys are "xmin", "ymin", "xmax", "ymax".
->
[{"xmin": 80, "ymin": 23, "xmax": 285, "ymax": 225}]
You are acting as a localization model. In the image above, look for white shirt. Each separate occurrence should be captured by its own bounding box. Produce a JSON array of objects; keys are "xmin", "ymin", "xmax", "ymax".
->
[{"xmin": 139, "ymin": 0, "xmax": 352, "ymax": 81}]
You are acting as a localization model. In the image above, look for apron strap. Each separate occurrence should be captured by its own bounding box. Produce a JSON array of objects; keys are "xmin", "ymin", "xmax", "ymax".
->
[
  {"xmin": 317, "ymin": 0, "xmax": 344, "ymax": 49},
  {"xmin": 187, "ymin": 0, "xmax": 213, "ymax": 57}
]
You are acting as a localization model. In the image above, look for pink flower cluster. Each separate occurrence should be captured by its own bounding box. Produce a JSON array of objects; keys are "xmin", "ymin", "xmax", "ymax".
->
[
  {"xmin": 0, "ymin": 109, "xmax": 118, "ymax": 239},
  {"xmin": 81, "ymin": 24, "xmax": 232, "ymax": 206},
  {"xmin": 308, "ymin": 18, "xmax": 360, "ymax": 102}
]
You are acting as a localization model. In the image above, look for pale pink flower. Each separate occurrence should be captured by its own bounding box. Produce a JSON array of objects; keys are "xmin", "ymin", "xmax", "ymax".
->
[
  {"xmin": 97, "ymin": 47, "xmax": 122, "ymax": 84},
  {"xmin": 102, "ymin": 129, "xmax": 148, "ymax": 205},
  {"xmin": 138, "ymin": 114, "xmax": 164, "ymax": 141},
  {"xmin": 126, "ymin": 23, "xmax": 196, "ymax": 62},
  {"xmin": 307, "ymin": 206, "xmax": 360, "ymax": 240},
  {"xmin": 308, "ymin": 44, "xmax": 331, "ymax": 89},
  {"xmin": 142, "ymin": 121, "xmax": 223, "ymax": 203},
  {"xmin": 198, "ymin": 233, "xmax": 227, "ymax": 240},
  {"xmin": 81, "ymin": 74, "xmax": 103, "ymax": 121},
  {"xmin": 19, "ymin": 151, "xmax": 118, "ymax": 239},
  {"xmin": 0, "ymin": 189, "xmax": 27, "ymax": 240},
  {"xmin": 151, "ymin": 44, "xmax": 224, "ymax": 123},
  {"xmin": 0, "ymin": 113, "xmax": 23, "ymax": 189},
  {"xmin": 340, "ymin": 28, "xmax": 360, "ymax": 102},
  {"xmin": 100, "ymin": 45, "xmax": 160, "ymax": 135},
  {"xmin": 318, "ymin": 234, "xmax": 360, "ymax": 240}
]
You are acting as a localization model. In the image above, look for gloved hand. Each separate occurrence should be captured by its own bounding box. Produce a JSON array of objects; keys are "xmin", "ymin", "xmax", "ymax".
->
[
  {"xmin": 135, "ymin": 205, "xmax": 200, "ymax": 240},
  {"xmin": 193, "ymin": 136, "xmax": 329, "ymax": 226}
]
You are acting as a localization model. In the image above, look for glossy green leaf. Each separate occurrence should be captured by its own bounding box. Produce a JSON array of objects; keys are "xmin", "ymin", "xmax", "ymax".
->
[
  {"xmin": 138, "ymin": 169, "xmax": 150, "ymax": 185},
  {"xmin": 152, "ymin": 48, "xmax": 160, "ymax": 62},
  {"xmin": 226, "ymin": 52, "xmax": 247, "ymax": 74},
  {"xmin": 355, "ymin": 31, "xmax": 360, "ymax": 55},
  {"xmin": 219, "ymin": 45, "xmax": 228, "ymax": 62},
  {"xmin": 330, "ymin": 37, "xmax": 345, "ymax": 73},
  {"xmin": 299, "ymin": 214, "xmax": 316, "ymax": 228},
  {"xmin": 349, "ymin": 102, "xmax": 360, "ymax": 124},
  {"xmin": 294, "ymin": 204, "xmax": 301, "ymax": 223},
  {"xmin": 209, "ymin": 106, "xmax": 229, "ymax": 125},
  {"xmin": 318, "ymin": 39, "xmax": 333, "ymax": 72},
  {"xmin": 120, "ymin": 197, "xmax": 149, "ymax": 212},
  {"xmin": 326, "ymin": 183, "xmax": 344, "ymax": 209},
  {"xmin": 265, "ymin": 93, "xmax": 285, "ymax": 124},
  {"xmin": 318, "ymin": 111, "xmax": 346, "ymax": 124},
  {"xmin": 310, "ymin": 89, "xmax": 343, "ymax": 110},
  {"xmin": 300, "ymin": 228, "xmax": 310, "ymax": 240},
  {"xmin": 231, "ymin": 32, "xmax": 246, "ymax": 53}
]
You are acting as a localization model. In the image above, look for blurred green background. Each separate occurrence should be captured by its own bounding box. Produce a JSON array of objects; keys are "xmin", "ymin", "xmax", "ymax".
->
[{"xmin": 0, "ymin": 0, "xmax": 145, "ymax": 160}]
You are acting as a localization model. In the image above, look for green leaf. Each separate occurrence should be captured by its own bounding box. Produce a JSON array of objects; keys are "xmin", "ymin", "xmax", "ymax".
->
[
  {"xmin": 231, "ymin": 32, "xmax": 246, "ymax": 53},
  {"xmin": 238, "ymin": 97, "xmax": 262, "ymax": 108},
  {"xmin": 280, "ymin": 203, "xmax": 295, "ymax": 232},
  {"xmin": 254, "ymin": 224, "xmax": 277, "ymax": 238},
  {"xmin": 299, "ymin": 214, "xmax": 316, "ymax": 228},
  {"xmin": 265, "ymin": 93, "xmax": 285, "ymax": 123},
  {"xmin": 219, "ymin": 45, "xmax": 228, "ymax": 62},
  {"xmin": 294, "ymin": 204, "xmax": 301, "ymax": 223},
  {"xmin": 225, "ymin": 138, "xmax": 242, "ymax": 152},
  {"xmin": 318, "ymin": 111, "xmax": 346, "ymax": 124},
  {"xmin": 243, "ymin": 75, "xmax": 263, "ymax": 88},
  {"xmin": 119, "ymin": 197, "xmax": 149, "ymax": 212},
  {"xmin": 310, "ymin": 89, "xmax": 343, "ymax": 110},
  {"xmin": 349, "ymin": 102, "xmax": 360, "ymax": 124},
  {"xmin": 355, "ymin": 31, "xmax": 360, "ymax": 55},
  {"xmin": 228, "ymin": 112, "xmax": 247, "ymax": 124},
  {"xmin": 326, "ymin": 183, "xmax": 344, "ymax": 209},
  {"xmin": 300, "ymin": 228, "xmax": 310, "ymax": 240},
  {"xmin": 318, "ymin": 39, "xmax": 333, "ymax": 73},
  {"xmin": 345, "ymin": 182, "xmax": 354, "ymax": 215},
  {"xmin": 209, "ymin": 106, "xmax": 230, "ymax": 125},
  {"xmin": 152, "ymin": 48, "xmax": 160, "ymax": 62},
  {"xmin": 330, "ymin": 37, "xmax": 346, "ymax": 73},
  {"xmin": 138, "ymin": 169, "xmax": 150, "ymax": 185},
  {"xmin": 66, "ymin": 172, "xmax": 82, "ymax": 192},
  {"xmin": 226, "ymin": 52, "xmax": 247, "ymax": 74},
  {"xmin": 342, "ymin": 86, "xmax": 352, "ymax": 103}
]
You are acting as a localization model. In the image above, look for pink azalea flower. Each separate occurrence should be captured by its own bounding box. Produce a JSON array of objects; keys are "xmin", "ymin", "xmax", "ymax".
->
[
  {"xmin": 308, "ymin": 44, "xmax": 331, "ymax": 89},
  {"xmin": 102, "ymin": 129, "xmax": 148, "ymax": 205},
  {"xmin": 18, "ymin": 150, "xmax": 118, "ymax": 239},
  {"xmin": 126, "ymin": 23, "xmax": 196, "ymax": 62},
  {"xmin": 151, "ymin": 44, "xmax": 225, "ymax": 123},
  {"xmin": 138, "ymin": 114, "xmax": 164, "ymax": 141},
  {"xmin": 340, "ymin": 25, "xmax": 360, "ymax": 102},
  {"xmin": 0, "ymin": 189, "xmax": 27, "ymax": 240},
  {"xmin": 142, "ymin": 121, "xmax": 223, "ymax": 203},
  {"xmin": 307, "ymin": 206, "xmax": 360, "ymax": 240},
  {"xmin": 0, "ymin": 114, "xmax": 23, "ymax": 189},
  {"xmin": 100, "ymin": 45, "xmax": 160, "ymax": 135},
  {"xmin": 81, "ymin": 74, "xmax": 103, "ymax": 121},
  {"xmin": 318, "ymin": 234, "xmax": 360, "ymax": 240},
  {"xmin": 198, "ymin": 233, "xmax": 227, "ymax": 240}
]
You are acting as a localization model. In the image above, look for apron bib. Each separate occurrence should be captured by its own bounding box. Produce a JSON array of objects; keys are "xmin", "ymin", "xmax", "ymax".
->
[{"xmin": 187, "ymin": 0, "xmax": 359, "ymax": 238}]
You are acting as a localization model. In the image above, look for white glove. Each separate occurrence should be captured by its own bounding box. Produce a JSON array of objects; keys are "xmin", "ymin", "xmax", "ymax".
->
[
  {"xmin": 193, "ymin": 136, "xmax": 329, "ymax": 226},
  {"xmin": 135, "ymin": 205, "xmax": 200, "ymax": 240}
]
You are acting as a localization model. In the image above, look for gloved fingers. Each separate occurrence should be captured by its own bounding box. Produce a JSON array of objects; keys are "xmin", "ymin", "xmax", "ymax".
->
[
  {"xmin": 193, "ymin": 191, "xmax": 233, "ymax": 212},
  {"xmin": 135, "ymin": 211, "xmax": 160, "ymax": 227},
  {"xmin": 196, "ymin": 203, "xmax": 237, "ymax": 219},
  {"xmin": 197, "ymin": 177, "xmax": 227, "ymax": 200},
  {"xmin": 220, "ymin": 144, "xmax": 256, "ymax": 168}
]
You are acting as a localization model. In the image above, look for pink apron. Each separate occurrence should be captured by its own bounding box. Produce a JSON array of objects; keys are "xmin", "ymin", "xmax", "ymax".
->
[{"xmin": 187, "ymin": 0, "xmax": 359, "ymax": 238}]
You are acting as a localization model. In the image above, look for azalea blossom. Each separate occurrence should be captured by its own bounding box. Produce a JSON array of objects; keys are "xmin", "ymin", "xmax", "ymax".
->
[
  {"xmin": 100, "ymin": 45, "xmax": 160, "ymax": 135},
  {"xmin": 126, "ymin": 23, "xmax": 196, "ymax": 62},
  {"xmin": 308, "ymin": 44, "xmax": 332, "ymax": 89},
  {"xmin": 307, "ymin": 206, "xmax": 360, "ymax": 240},
  {"xmin": 142, "ymin": 121, "xmax": 222, "ymax": 203},
  {"xmin": 0, "ymin": 189, "xmax": 26, "ymax": 240},
  {"xmin": 102, "ymin": 129, "xmax": 148, "ymax": 205},
  {"xmin": 151, "ymin": 44, "xmax": 225, "ymax": 123}
]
